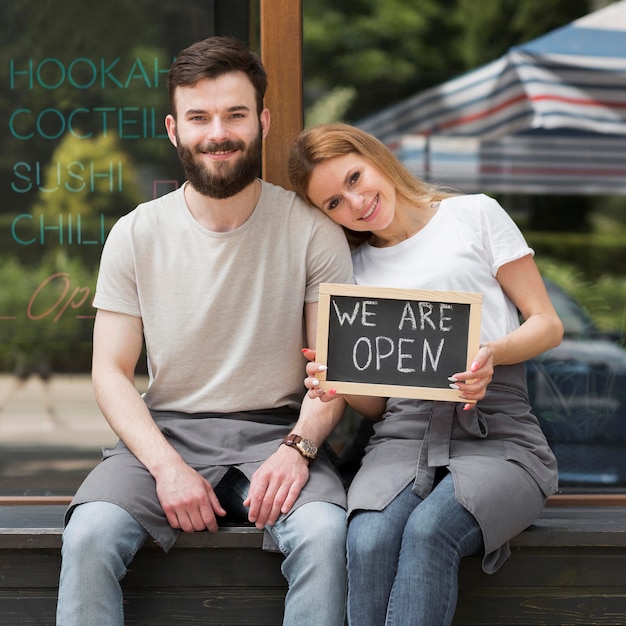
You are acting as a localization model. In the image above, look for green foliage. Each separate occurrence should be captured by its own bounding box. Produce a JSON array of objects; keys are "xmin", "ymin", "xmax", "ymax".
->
[
  {"xmin": 528, "ymin": 231, "xmax": 626, "ymax": 281},
  {"xmin": 305, "ymin": 87, "xmax": 357, "ymax": 127},
  {"xmin": 302, "ymin": 0, "xmax": 594, "ymax": 121},
  {"xmin": 303, "ymin": 0, "xmax": 460, "ymax": 121},
  {"xmin": 0, "ymin": 1, "xmax": 183, "ymax": 217},
  {"xmin": 4, "ymin": 133, "xmax": 144, "ymax": 269},
  {"xmin": 536, "ymin": 258, "xmax": 626, "ymax": 339},
  {"xmin": 32, "ymin": 133, "xmax": 144, "ymax": 220},
  {"xmin": 453, "ymin": 0, "xmax": 590, "ymax": 69},
  {"xmin": 0, "ymin": 255, "xmax": 97, "ymax": 373}
]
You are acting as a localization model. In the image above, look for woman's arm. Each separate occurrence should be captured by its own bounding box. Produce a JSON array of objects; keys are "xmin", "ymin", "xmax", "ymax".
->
[
  {"xmin": 450, "ymin": 254, "xmax": 563, "ymax": 406},
  {"xmin": 488, "ymin": 254, "xmax": 564, "ymax": 364}
]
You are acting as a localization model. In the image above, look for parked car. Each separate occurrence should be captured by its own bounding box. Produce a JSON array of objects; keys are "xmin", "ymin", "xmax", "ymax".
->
[{"xmin": 526, "ymin": 279, "xmax": 626, "ymax": 490}]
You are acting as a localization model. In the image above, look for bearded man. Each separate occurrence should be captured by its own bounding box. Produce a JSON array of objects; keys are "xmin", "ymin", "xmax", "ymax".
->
[{"xmin": 56, "ymin": 36, "xmax": 353, "ymax": 626}]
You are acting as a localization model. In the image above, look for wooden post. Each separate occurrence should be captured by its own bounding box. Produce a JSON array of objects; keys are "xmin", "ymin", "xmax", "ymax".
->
[{"xmin": 260, "ymin": 0, "xmax": 303, "ymax": 189}]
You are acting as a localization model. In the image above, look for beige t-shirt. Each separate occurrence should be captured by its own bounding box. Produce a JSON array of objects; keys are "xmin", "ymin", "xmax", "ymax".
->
[{"xmin": 94, "ymin": 181, "xmax": 353, "ymax": 414}]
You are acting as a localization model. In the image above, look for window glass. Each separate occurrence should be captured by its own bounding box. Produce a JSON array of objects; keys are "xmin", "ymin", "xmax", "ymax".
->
[
  {"xmin": 0, "ymin": 0, "xmax": 258, "ymax": 497},
  {"xmin": 4, "ymin": 0, "xmax": 623, "ymax": 498},
  {"xmin": 526, "ymin": 258, "xmax": 626, "ymax": 493}
]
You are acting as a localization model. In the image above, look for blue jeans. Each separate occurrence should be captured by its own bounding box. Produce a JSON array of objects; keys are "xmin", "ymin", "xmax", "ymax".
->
[
  {"xmin": 346, "ymin": 473, "xmax": 483, "ymax": 626},
  {"xmin": 57, "ymin": 470, "xmax": 347, "ymax": 626}
]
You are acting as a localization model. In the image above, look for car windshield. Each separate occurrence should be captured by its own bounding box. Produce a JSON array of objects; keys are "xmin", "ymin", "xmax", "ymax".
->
[{"xmin": 528, "ymin": 279, "xmax": 626, "ymax": 492}]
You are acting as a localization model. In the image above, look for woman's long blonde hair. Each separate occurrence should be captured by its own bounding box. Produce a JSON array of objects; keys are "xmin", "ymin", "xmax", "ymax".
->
[{"xmin": 288, "ymin": 123, "xmax": 457, "ymax": 246}]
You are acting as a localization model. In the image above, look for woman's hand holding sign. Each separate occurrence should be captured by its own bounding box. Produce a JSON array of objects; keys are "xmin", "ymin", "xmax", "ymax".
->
[
  {"xmin": 302, "ymin": 347, "xmax": 388, "ymax": 420},
  {"xmin": 448, "ymin": 345, "xmax": 495, "ymax": 411},
  {"xmin": 302, "ymin": 348, "xmax": 337, "ymax": 402}
]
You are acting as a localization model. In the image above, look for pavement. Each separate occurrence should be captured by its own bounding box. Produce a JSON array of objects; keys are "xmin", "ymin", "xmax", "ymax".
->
[
  {"xmin": 0, "ymin": 373, "xmax": 147, "ymax": 448},
  {"xmin": 0, "ymin": 373, "xmax": 147, "ymax": 496}
]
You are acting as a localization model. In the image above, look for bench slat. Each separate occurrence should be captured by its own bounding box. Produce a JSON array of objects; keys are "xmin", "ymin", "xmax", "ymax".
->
[{"xmin": 1, "ymin": 505, "xmax": 626, "ymax": 625}]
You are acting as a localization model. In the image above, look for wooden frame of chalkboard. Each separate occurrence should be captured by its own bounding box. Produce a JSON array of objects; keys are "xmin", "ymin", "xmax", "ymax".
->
[{"xmin": 315, "ymin": 283, "xmax": 483, "ymax": 401}]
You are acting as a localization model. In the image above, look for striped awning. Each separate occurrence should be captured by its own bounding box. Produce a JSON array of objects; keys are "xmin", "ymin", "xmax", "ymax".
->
[
  {"xmin": 393, "ymin": 131, "xmax": 626, "ymax": 195},
  {"xmin": 358, "ymin": 1, "xmax": 626, "ymax": 194}
]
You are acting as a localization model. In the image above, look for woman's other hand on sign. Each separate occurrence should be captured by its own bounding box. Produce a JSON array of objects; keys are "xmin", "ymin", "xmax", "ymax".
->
[
  {"xmin": 302, "ymin": 348, "xmax": 339, "ymax": 402},
  {"xmin": 449, "ymin": 345, "xmax": 494, "ymax": 410}
]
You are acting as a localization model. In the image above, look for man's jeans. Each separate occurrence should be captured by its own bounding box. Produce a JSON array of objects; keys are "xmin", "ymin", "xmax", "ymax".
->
[
  {"xmin": 346, "ymin": 473, "xmax": 483, "ymax": 626},
  {"xmin": 56, "ymin": 470, "xmax": 347, "ymax": 626}
]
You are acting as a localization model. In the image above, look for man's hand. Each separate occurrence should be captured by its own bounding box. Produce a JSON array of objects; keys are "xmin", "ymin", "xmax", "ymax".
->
[
  {"xmin": 155, "ymin": 461, "xmax": 226, "ymax": 533},
  {"xmin": 244, "ymin": 445, "xmax": 309, "ymax": 529}
]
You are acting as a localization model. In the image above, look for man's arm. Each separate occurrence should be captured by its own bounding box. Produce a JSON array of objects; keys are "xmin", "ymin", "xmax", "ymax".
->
[
  {"xmin": 245, "ymin": 301, "xmax": 346, "ymax": 529},
  {"xmin": 92, "ymin": 309, "xmax": 225, "ymax": 532}
]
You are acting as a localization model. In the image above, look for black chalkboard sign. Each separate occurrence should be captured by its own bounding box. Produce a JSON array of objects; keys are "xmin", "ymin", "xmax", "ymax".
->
[{"xmin": 316, "ymin": 283, "xmax": 483, "ymax": 400}]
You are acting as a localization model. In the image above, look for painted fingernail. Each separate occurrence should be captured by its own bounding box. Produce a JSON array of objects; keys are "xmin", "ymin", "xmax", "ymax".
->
[
  {"xmin": 471, "ymin": 361, "xmax": 480, "ymax": 371},
  {"xmin": 328, "ymin": 389, "xmax": 336, "ymax": 396},
  {"xmin": 317, "ymin": 365, "xmax": 327, "ymax": 371},
  {"xmin": 448, "ymin": 376, "xmax": 457, "ymax": 382},
  {"xmin": 311, "ymin": 378, "xmax": 319, "ymax": 386},
  {"xmin": 449, "ymin": 383, "xmax": 460, "ymax": 390}
]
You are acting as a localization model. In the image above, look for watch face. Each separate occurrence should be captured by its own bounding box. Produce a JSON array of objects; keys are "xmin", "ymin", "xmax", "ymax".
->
[{"xmin": 297, "ymin": 439, "xmax": 317, "ymax": 458}]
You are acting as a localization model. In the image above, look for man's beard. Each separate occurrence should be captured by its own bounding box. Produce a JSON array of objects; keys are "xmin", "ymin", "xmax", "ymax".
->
[{"xmin": 176, "ymin": 128, "xmax": 262, "ymax": 199}]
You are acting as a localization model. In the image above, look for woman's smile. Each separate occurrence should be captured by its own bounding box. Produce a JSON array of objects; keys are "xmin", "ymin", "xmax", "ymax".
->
[{"xmin": 359, "ymin": 193, "xmax": 379, "ymax": 221}]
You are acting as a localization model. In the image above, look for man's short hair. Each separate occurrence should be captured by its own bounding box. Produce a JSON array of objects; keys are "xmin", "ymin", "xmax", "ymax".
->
[{"xmin": 168, "ymin": 36, "xmax": 268, "ymax": 117}]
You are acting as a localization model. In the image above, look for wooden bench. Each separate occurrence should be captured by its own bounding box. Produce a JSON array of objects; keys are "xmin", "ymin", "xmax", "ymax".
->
[{"xmin": 1, "ymin": 497, "xmax": 625, "ymax": 625}]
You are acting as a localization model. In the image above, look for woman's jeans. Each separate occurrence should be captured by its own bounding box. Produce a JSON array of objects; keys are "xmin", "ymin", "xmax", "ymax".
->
[
  {"xmin": 347, "ymin": 473, "xmax": 483, "ymax": 626},
  {"xmin": 56, "ymin": 469, "xmax": 347, "ymax": 626}
]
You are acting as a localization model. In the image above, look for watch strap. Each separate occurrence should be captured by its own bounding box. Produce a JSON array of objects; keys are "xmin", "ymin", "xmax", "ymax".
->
[
  {"xmin": 281, "ymin": 434, "xmax": 317, "ymax": 460},
  {"xmin": 282, "ymin": 434, "xmax": 303, "ymax": 447}
]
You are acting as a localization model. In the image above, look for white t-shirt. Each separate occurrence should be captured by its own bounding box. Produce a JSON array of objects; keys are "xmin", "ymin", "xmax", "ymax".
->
[
  {"xmin": 94, "ymin": 181, "xmax": 353, "ymax": 413},
  {"xmin": 351, "ymin": 194, "xmax": 533, "ymax": 343}
]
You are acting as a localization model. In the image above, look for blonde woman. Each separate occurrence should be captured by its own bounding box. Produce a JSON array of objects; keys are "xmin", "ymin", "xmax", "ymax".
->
[{"xmin": 288, "ymin": 123, "xmax": 563, "ymax": 626}]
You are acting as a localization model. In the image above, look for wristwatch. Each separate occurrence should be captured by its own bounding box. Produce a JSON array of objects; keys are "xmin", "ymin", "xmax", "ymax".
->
[{"xmin": 281, "ymin": 434, "xmax": 318, "ymax": 460}]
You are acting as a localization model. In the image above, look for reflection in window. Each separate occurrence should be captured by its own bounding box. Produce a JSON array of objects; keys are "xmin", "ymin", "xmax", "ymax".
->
[
  {"xmin": 527, "ymin": 279, "xmax": 626, "ymax": 491},
  {"xmin": 0, "ymin": 0, "xmax": 256, "ymax": 497}
]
